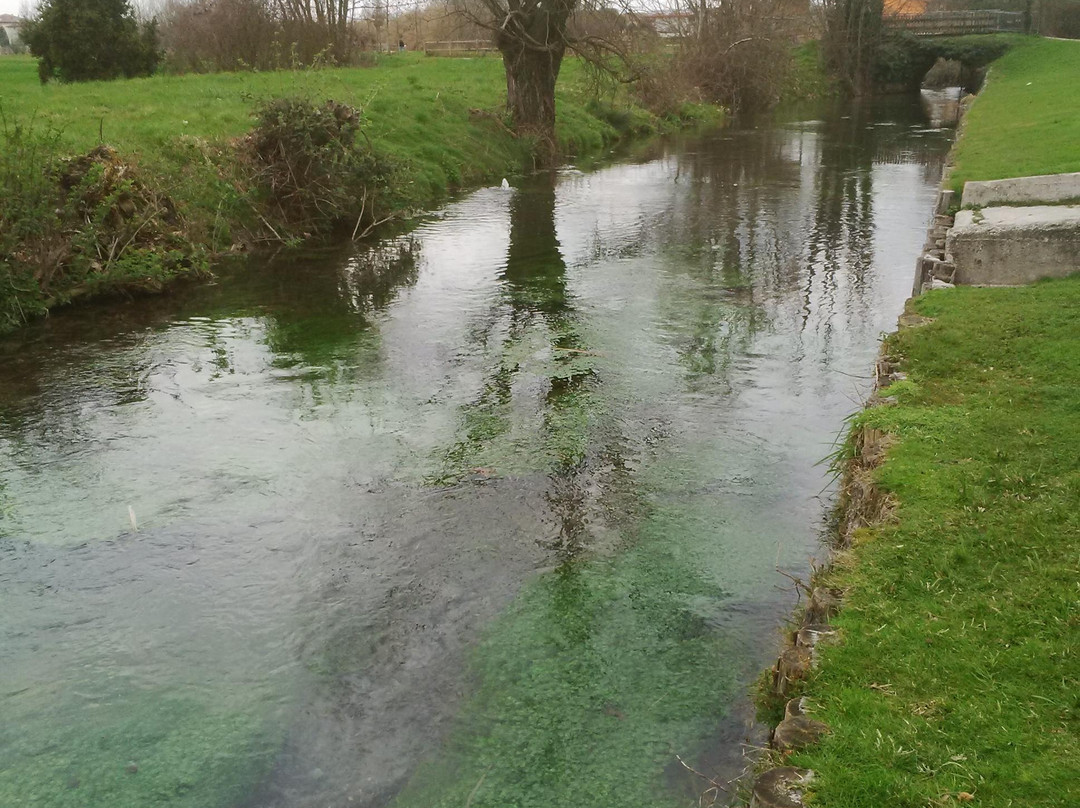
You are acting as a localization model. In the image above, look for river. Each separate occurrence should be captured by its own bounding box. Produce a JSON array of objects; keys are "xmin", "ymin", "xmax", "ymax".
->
[{"xmin": 0, "ymin": 97, "xmax": 951, "ymax": 808}]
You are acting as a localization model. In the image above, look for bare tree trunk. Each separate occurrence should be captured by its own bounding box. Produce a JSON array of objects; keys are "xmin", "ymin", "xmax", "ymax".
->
[
  {"xmin": 500, "ymin": 44, "xmax": 564, "ymax": 148},
  {"xmin": 478, "ymin": 0, "xmax": 574, "ymax": 165},
  {"xmin": 824, "ymin": 0, "xmax": 882, "ymax": 97}
]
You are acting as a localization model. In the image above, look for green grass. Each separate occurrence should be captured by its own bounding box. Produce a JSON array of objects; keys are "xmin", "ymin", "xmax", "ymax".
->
[
  {"xmin": 0, "ymin": 53, "xmax": 715, "ymax": 332},
  {"xmin": 788, "ymin": 278, "xmax": 1080, "ymax": 807},
  {"xmin": 949, "ymin": 37, "xmax": 1080, "ymax": 193},
  {"xmin": 0, "ymin": 53, "xmax": 655, "ymax": 205},
  {"xmin": 781, "ymin": 41, "xmax": 836, "ymax": 103}
]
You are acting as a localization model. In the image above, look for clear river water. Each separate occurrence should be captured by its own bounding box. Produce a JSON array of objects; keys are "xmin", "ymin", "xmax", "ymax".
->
[{"xmin": 0, "ymin": 97, "xmax": 951, "ymax": 808}]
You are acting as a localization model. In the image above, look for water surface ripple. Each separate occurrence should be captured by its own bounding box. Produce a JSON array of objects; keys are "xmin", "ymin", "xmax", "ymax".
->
[{"xmin": 0, "ymin": 98, "xmax": 951, "ymax": 808}]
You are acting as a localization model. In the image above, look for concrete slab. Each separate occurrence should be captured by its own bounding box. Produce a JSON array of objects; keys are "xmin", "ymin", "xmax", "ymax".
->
[
  {"xmin": 961, "ymin": 172, "xmax": 1080, "ymax": 208},
  {"xmin": 947, "ymin": 205, "xmax": 1080, "ymax": 285}
]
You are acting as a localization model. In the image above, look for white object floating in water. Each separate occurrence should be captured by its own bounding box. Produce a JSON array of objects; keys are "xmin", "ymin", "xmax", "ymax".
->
[
  {"xmin": 501, "ymin": 178, "xmax": 510, "ymax": 189},
  {"xmin": 128, "ymin": 506, "xmax": 138, "ymax": 532}
]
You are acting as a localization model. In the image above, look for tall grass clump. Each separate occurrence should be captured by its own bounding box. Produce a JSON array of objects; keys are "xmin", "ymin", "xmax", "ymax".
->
[{"xmin": 0, "ymin": 115, "xmax": 66, "ymax": 330}]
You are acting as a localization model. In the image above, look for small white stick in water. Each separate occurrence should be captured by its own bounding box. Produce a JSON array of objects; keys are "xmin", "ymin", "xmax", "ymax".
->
[{"xmin": 128, "ymin": 506, "xmax": 138, "ymax": 532}]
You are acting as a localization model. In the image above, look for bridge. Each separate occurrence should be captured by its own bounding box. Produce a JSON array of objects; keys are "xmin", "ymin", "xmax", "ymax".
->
[
  {"xmin": 885, "ymin": 10, "xmax": 1026, "ymax": 36},
  {"xmin": 423, "ymin": 40, "xmax": 496, "ymax": 56}
]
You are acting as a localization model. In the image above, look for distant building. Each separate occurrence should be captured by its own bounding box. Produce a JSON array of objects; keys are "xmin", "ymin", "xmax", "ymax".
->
[
  {"xmin": 0, "ymin": 13, "xmax": 24, "ymax": 51},
  {"xmin": 641, "ymin": 11, "xmax": 696, "ymax": 39},
  {"xmin": 884, "ymin": 0, "xmax": 930, "ymax": 16},
  {"xmin": 641, "ymin": 3, "xmax": 815, "ymax": 44}
]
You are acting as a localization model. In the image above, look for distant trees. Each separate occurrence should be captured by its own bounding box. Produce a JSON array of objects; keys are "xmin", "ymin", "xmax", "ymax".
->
[
  {"xmin": 159, "ymin": 0, "xmax": 812, "ymax": 158},
  {"xmin": 666, "ymin": 0, "xmax": 810, "ymax": 111},
  {"xmin": 23, "ymin": 0, "xmax": 160, "ymax": 83},
  {"xmin": 160, "ymin": 0, "xmax": 386, "ymax": 72},
  {"xmin": 1038, "ymin": 0, "xmax": 1080, "ymax": 37},
  {"xmin": 822, "ymin": 0, "xmax": 884, "ymax": 95},
  {"xmin": 438, "ymin": 0, "xmax": 804, "ymax": 160},
  {"xmin": 161, "ymin": 0, "xmax": 284, "ymax": 73}
]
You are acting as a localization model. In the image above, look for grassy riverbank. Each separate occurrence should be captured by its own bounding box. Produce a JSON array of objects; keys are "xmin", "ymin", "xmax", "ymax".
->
[
  {"xmin": 0, "ymin": 53, "xmax": 672, "ymax": 203},
  {"xmin": 779, "ymin": 42, "xmax": 836, "ymax": 103},
  {"xmin": 949, "ymin": 37, "xmax": 1080, "ymax": 194},
  {"xmin": 786, "ymin": 280, "xmax": 1080, "ymax": 806},
  {"xmin": 770, "ymin": 40, "xmax": 1080, "ymax": 805},
  {"xmin": 786, "ymin": 276, "xmax": 1080, "ymax": 803},
  {"xmin": 0, "ymin": 53, "xmax": 713, "ymax": 334}
]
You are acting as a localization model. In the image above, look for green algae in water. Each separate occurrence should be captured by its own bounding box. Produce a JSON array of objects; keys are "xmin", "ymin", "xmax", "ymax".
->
[
  {"xmin": 393, "ymin": 504, "xmax": 738, "ymax": 808},
  {"xmin": 0, "ymin": 697, "xmax": 278, "ymax": 808},
  {"xmin": 430, "ymin": 195, "xmax": 603, "ymax": 484},
  {"xmin": 406, "ymin": 177, "xmax": 757, "ymax": 806},
  {"xmin": 432, "ymin": 333, "xmax": 603, "ymax": 485}
]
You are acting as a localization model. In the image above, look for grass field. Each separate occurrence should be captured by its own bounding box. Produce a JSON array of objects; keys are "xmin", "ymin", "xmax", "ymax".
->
[
  {"xmin": 949, "ymin": 37, "xmax": 1080, "ymax": 194},
  {"xmin": 0, "ymin": 52, "xmax": 671, "ymax": 216},
  {"xmin": 0, "ymin": 52, "xmax": 712, "ymax": 332},
  {"xmin": 784, "ymin": 278, "xmax": 1080, "ymax": 807}
]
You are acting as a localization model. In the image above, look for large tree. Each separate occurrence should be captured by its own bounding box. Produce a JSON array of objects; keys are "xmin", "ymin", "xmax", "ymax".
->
[
  {"xmin": 456, "ymin": 0, "xmax": 634, "ymax": 163},
  {"xmin": 23, "ymin": 0, "xmax": 159, "ymax": 83},
  {"xmin": 483, "ymin": 0, "xmax": 578, "ymax": 157}
]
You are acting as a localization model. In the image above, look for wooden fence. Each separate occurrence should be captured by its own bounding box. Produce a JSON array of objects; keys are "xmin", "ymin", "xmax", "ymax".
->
[
  {"xmin": 884, "ymin": 10, "xmax": 1026, "ymax": 36},
  {"xmin": 424, "ymin": 40, "xmax": 496, "ymax": 56}
]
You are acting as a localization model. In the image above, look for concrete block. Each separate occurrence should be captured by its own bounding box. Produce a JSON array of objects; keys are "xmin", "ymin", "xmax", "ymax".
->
[
  {"xmin": 936, "ymin": 188, "xmax": 956, "ymax": 215},
  {"xmin": 947, "ymin": 206, "xmax": 1080, "ymax": 285},
  {"xmin": 961, "ymin": 172, "xmax": 1080, "ymax": 208},
  {"xmin": 921, "ymin": 254, "xmax": 955, "ymax": 282}
]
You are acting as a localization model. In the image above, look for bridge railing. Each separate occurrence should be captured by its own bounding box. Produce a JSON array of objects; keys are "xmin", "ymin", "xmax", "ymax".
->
[
  {"xmin": 424, "ymin": 40, "xmax": 496, "ymax": 56},
  {"xmin": 884, "ymin": 10, "xmax": 1025, "ymax": 36}
]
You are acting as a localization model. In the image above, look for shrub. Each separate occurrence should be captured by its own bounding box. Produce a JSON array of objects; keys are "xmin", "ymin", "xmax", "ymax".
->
[
  {"xmin": 1040, "ymin": 0, "xmax": 1080, "ymax": 38},
  {"xmin": 160, "ymin": 0, "xmax": 279, "ymax": 73},
  {"xmin": 631, "ymin": 0, "xmax": 798, "ymax": 115},
  {"xmin": 0, "ymin": 117, "xmax": 64, "ymax": 330},
  {"xmin": 822, "ymin": 0, "xmax": 885, "ymax": 96},
  {"xmin": 23, "ymin": 0, "xmax": 160, "ymax": 83},
  {"xmin": 159, "ymin": 0, "xmax": 369, "ymax": 73},
  {"xmin": 247, "ymin": 98, "xmax": 395, "ymax": 237},
  {"xmin": 0, "ymin": 120, "xmax": 203, "ymax": 333}
]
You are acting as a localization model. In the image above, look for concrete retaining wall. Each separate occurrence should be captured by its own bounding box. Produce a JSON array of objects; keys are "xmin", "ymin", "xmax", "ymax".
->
[
  {"xmin": 947, "ymin": 205, "xmax": 1080, "ymax": 285},
  {"xmin": 961, "ymin": 172, "xmax": 1080, "ymax": 208}
]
